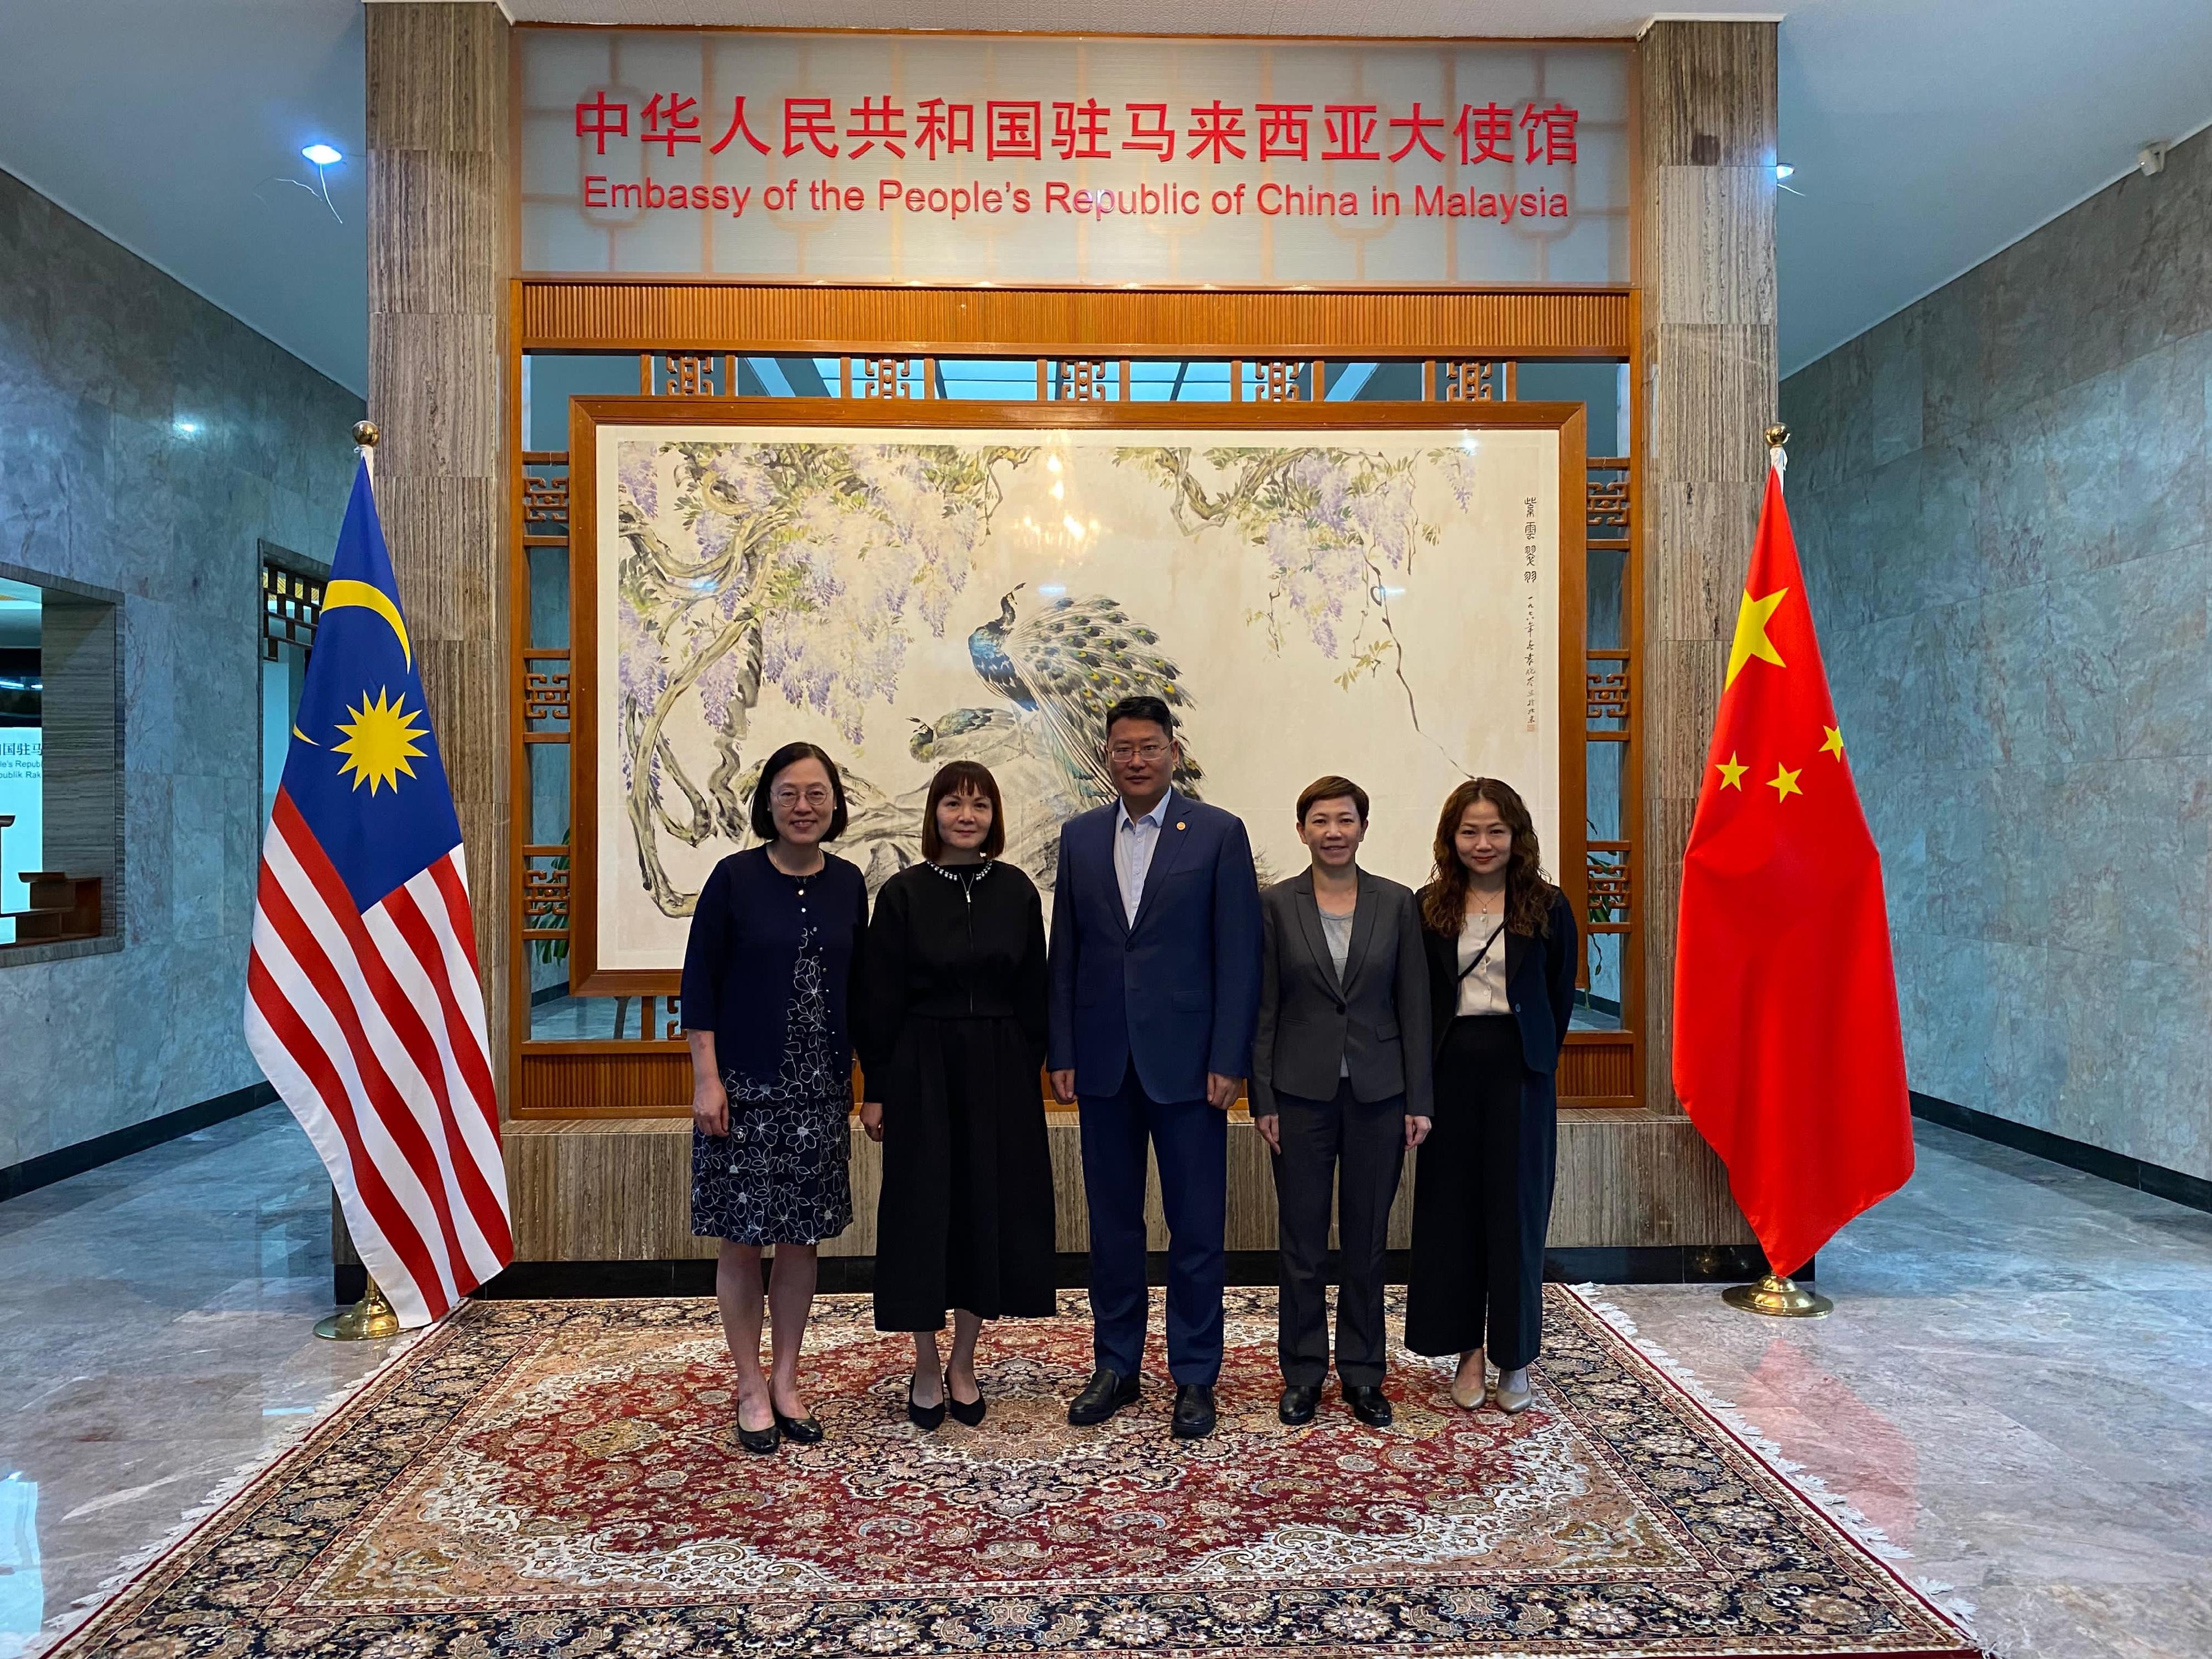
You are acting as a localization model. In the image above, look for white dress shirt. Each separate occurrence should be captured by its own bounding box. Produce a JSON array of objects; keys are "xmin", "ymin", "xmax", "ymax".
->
[{"xmin": 1114, "ymin": 792, "xmax": 1172, "ymax": 926}]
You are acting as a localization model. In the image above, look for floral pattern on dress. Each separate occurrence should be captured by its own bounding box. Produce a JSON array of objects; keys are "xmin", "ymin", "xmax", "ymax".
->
[{"xmin": 692, "ymin": 920, "xmax": 853, "ymax": 1245}]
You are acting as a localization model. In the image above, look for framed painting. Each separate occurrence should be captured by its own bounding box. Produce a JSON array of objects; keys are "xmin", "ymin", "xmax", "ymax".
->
[{"xmin": 566, "ymin": 399, "xmax": 1585, "ymax": 994}]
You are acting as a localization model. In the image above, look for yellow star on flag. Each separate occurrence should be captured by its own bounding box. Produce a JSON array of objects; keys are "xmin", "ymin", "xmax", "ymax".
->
[
  {"xmin": 333, "ymin": 686, "xmax": 428, "ymax": 796},
  {"xmin": 1767, "ymin": 763, "xmax": 1803, "ymax": 801},
  {"xmin": 1726, "ymin": 587, "xmax": 1788, "ymax": 687},
  {"xmin": 1716, "ymin": 753, "xmax": 1749, "ymax": 790},
  {"xmin": 1821, "ymin": 724, "xmax": 1846, "ymax": 759}
]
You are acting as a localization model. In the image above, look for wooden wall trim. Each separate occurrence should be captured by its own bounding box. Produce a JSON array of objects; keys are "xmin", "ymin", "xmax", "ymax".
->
[{"xmin": 519, "ymin": 282, "xmax": 1634, "ymax": 358}]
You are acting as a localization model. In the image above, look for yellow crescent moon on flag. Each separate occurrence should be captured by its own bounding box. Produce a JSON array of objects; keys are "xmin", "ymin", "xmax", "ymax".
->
[{"xmin": 321, "ymin": 579, "xmax": 412, "ymax": 669}]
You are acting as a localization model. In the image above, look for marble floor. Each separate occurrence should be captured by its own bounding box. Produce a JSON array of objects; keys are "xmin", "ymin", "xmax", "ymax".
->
[{"xmin": 3, "ymin": 1109, "xmax": 2208, "ymax": 1658}]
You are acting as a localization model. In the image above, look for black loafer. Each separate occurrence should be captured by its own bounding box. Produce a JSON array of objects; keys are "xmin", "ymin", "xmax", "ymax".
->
[
  {"xmin": 1278, "ymin": 1384, "xmax": 1321, "ymax": 1426},
  {"xmin": 737, "ymin": 1416, "xmax": 779, "ymax": 1455},
  {"xmin": 1067, "ymin": 1367, "xmax": 1140, "ymax": 1426},
  {"xmin": 1171, "ymin": 1384, "xmax": 1217, "ymax": 1439},
  {"xmin": 1344, "ymin": 1384, "xmax": 1394, "ymax": 1428},
  {"xmin": 773, "ymin": 1410, "xmax": 824, "ymax": 1444}
]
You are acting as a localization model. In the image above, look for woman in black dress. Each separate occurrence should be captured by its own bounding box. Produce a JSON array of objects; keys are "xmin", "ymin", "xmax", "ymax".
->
[
  {"xmin": 857, "ymin": 761, "xmax": 1055, "ymax": 1430},
  {"xmin": 682, "ymin": 742, "xmax": 869, "ymax": 1454},
  {"xmin": 1404, "ymin": 776, "xmax": 1578, "ymax": 1416}
]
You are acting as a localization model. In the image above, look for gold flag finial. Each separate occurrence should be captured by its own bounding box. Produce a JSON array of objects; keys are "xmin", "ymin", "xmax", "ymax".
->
[
  {"xmin": 1764, "ymin": 423, "xmax": 1790, "ymax": 450},
  {"xmin": 353, "ymin": 419, "xmax": 380, "ymax": 448}
]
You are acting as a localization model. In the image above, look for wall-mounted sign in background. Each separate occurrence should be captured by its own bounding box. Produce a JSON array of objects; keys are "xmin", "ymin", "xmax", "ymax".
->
[{"xmin": 518, "ymin": 30, "xmax": 1631, "ymax": 287}]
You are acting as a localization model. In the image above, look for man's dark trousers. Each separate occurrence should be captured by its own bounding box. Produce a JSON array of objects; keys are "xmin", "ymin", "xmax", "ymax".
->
[{"xmin": 1080, "ymin": 1068, "xmax": 1228, "ymax": 1386}]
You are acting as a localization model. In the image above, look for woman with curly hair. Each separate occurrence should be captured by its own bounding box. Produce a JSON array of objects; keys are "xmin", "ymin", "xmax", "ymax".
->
[{"xmin": 1404, "ymin": 777, "xmax": 1578, "ymax": 1415}]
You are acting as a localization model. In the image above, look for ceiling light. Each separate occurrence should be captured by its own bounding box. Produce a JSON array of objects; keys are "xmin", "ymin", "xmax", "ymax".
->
[
  {"xmin": 1773, "ymin": 163, "xmax": 1794, "ymax": 181},
  {"xmin": 173, "ymin": 418, "xmax": 201, "ymax": 437},
  {"xmin": 302, "ymin": 143, "xmax": 343, "ymax": 167}
]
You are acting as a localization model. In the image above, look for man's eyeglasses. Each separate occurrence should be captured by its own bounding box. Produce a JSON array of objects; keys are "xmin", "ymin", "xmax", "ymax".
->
[{"xmin": 1107, "ymin": 742, "xmax": 1172, "ymax": 763}]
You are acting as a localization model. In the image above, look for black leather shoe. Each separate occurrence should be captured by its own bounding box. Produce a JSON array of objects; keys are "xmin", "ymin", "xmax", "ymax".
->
[
  {"xmin": 1172, "ymin": 1384, "xmax": 1218, "ymax": 1439},
  {"xmin": 906, "ymin": 1375, "xmax": 946, "ymax": 1432},
  {"xmin": 1278, "ymin": 1384, "xmax": 1321, "ymax": 1426},
  {"xmin": 737, "ymin": 1416, "xmax": 779, "ymax": 1455},
  {"xmin": 1067, "ymin": 1368, "xmax": 1140, "ymax": 1426},
  {"xmin": 1344, "ymin": 1384, "xmax": 1394, "ymax": 1428},
  {"xmin": 773, "ymin": 1410, "xmax": 824, "ymax": 1444}
]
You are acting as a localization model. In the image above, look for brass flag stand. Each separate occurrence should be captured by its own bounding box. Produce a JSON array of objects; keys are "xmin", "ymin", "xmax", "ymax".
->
[
  {"xmin": 1721, "ymin": 1272, "xmax": 1833, "ymax": 1318},
  {"xmin": 316, "ymin": 1274, "xmax": 403, "ymax": 1340}
]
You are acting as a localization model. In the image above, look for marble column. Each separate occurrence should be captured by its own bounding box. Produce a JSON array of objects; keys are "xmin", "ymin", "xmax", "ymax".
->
[
  {"xmin": 1636, "ymin": 21, "xmax": 1779, "ymax": 1112},
  {"xmin": 364, "ymin": 1, "xmax": 513, "ymax": 1109}
]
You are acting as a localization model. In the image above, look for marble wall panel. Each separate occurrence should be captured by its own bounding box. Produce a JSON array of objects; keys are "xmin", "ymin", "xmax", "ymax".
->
[
  {"xmin": 0, "ymin": 164, "xmax": 363, "ymax": 1172},
  {"xmin": 1781, "ymin": 125, "xmax": 2212, "ymax": 1183}
]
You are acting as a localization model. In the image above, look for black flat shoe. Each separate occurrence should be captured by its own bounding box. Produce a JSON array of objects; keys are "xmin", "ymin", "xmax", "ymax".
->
[
  {"xmin": 1278, "ymin": 1384, "xmax": 1321, "ymax": 1426},
  {"xmin": 946, "ymin": 1384, "xmax": 986, "ymax": 1427},
  {"xmin": 1171, "ymin": 1384, "xmax": 1217, "ymax": 1439},
  {"xmin": 1067, "ymin": 1367, "xmax": 1141, "ymax": 1426},
  {"xmin": 906, "ymin": 1375, "xmax": 947, "ymax": 1431},
  {"xmin": 1343, "ymin": 1384, "xmax": 1394, "ymax": 1428},
  {"xmin": 737, "ymin": 1417, "xmax": 779, "ymax": 1455},
  {"xmin": 773, "ymin": 1410, "xmax": 824, "ymax": 1443}
]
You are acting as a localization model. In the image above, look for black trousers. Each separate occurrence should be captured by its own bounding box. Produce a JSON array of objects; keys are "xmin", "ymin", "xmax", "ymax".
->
[
  {"xmin": 1269, "ymin": 1081, "xmax": 1406, "ymax": 1387},
  {"xmin": 1404, "ymin": 1015, "xmax": 1556, "ymax": 1370}
]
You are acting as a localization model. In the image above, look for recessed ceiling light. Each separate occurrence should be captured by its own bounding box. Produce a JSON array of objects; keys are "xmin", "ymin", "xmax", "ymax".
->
[
  {"xmin": 173, "ymin": 418, "xmax": 201, "ymax": 437},
  {"xmin": 302, "ymin": 143, "xmax": 343, "ymax": 167},
  {"xmin": 1774, "ymin": 163, "xmax": 1795, "ymax": 181}
]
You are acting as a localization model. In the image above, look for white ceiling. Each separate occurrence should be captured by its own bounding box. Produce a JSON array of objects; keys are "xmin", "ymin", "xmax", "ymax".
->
[{"xmin": 0, "ymin": 1, "xmax": 2205, "ymax": 396}]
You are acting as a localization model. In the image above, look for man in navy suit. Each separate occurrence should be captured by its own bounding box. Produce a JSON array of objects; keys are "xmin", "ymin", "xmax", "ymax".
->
[{"xmin": 1048, "ymin": 695, "xmax": 1262, "ymax": 1439}]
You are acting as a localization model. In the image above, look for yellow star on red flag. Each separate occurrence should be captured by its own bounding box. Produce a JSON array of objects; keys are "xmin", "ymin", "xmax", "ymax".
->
[
  {"xmin": 1726, "ymin": 587, "xmax": 1788, "ymax": 687},
  {"xmin": 1716, "ymin": 753, "xmax": 1748, "ymax": 790},
  {"xmin": 1821, "ymin": 725, "xmax": 1846, "ymax": 759},
  {"xmin": 1767, "ymin": 763, "xmax": 1803, "ymax": 801}
]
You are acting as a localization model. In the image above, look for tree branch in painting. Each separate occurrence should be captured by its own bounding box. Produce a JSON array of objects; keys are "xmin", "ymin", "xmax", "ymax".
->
[
  {"xmin": 614, "ymin": 440, "xmax": 1028, "ymax": 915},
  {"xmin": 1122, "ymin": 446, "xmax": 1475, "ymax": 742}
]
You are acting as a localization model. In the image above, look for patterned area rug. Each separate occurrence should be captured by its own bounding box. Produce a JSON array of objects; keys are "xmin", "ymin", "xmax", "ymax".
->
[{"xmin": 56, "ymin": 1288, "xmax": 1975, "ymax": 1658}]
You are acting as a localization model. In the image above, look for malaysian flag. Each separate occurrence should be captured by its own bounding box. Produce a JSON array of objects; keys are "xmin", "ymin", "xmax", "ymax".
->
[{"xmin": 246, "ymin": 458, "xmax": 512, "ymax": 1327}]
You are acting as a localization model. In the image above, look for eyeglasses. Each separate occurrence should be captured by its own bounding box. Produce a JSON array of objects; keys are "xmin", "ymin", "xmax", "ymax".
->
[
  {"xmin": 1107, "ymin": 742, "xmax": 1172, "ymax": 763},
  {"xmin": 770, "ymin": 785, "xmax": 832, "ymax": 808}
]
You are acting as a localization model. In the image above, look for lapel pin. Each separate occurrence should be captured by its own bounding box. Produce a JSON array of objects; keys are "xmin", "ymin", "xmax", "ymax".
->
[{"xmin": 1175, "ymin": 821, "xmax": 1186, "ymax": 831}]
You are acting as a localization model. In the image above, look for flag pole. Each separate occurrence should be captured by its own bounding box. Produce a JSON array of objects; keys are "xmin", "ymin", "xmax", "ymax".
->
[
  {"xmin": 1719, "ymin": 419, "xmax": 1834, "ymax": 1321},
  {"xmin": 313, "ymin": 418, "xmax": 401, "ymax": 1343}
]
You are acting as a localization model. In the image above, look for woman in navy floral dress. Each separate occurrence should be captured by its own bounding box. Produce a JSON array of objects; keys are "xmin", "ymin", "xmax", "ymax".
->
[{"xmin": 682, "ymin": 742, "xmax": 870, "ymax": 1454}]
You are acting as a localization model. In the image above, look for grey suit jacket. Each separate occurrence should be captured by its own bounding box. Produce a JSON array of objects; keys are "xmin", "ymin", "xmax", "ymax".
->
[{"xmin": 1249, "ymin": 869, "xmax": 1433, "ymax": 1119}]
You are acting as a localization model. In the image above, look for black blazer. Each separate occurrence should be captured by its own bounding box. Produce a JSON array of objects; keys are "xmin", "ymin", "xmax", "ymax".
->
[
  {"xmin": 1418, "ymin": 886, "xmax": 1579, "ymax": 1076},
  {"xmin": 1250, "ymin": 870, "xmax": 1433, "ymax": 1118}
]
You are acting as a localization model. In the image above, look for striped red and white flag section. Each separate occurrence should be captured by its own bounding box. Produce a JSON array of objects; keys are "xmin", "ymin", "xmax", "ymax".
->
[
  {"xmin": 247, "ymin": 458, "xmax": 509, "ymax": 1327},
  {"xmin": 246, "ymin": 792, "xmax": 512, "ymax": 1327}
]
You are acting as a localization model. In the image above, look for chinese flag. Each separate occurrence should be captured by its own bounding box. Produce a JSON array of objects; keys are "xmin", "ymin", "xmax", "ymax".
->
[{"xmin": 1673, "ymin": 466, "xmax": 1913, "ymax": 1275}]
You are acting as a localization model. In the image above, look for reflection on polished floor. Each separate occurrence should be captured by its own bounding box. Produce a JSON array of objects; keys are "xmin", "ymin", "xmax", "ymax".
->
[{"xmin": 3, "ymin": 1108, "xmax": 2207, "ymax": 1658}]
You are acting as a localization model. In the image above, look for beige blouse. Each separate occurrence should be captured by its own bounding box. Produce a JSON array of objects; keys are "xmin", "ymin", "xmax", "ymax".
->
[{"xmin": 1454, "ymin": 910, "xmax": 1510, "ymax": 1016}]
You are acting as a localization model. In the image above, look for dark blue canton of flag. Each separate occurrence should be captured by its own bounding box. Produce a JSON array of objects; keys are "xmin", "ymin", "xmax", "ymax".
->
[{"xmin": 282, "ymin": 460, "xmax": 463, "ymax": 912}]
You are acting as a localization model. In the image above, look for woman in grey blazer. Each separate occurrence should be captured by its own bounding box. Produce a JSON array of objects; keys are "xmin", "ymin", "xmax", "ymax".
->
[{"xmin": 1250, "ymin": 775, "xmax": 1433, "ymax": 1429}]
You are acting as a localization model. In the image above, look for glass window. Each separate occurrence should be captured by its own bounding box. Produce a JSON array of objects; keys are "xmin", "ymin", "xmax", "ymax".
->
[
  {"xmin": 1515, "ymin": 359, "xmax": 1631, "ymax": 457},
  {"xmin": 0, "ymin": 567, "xmax": 117, "ymax": 954},
  {"xmin": 1124, "ymin": 360, "xmax": 1235, "ymax": 402}
]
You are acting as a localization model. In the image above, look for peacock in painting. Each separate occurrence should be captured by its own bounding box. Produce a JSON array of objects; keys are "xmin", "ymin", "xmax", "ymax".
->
[
  {"xmin": 960, "ymin": 585, "xmax": 1204, "ymax": 800},
  {"xmin": 841, "ymin": 586, "xmax": 1205, "ymax": 888}
]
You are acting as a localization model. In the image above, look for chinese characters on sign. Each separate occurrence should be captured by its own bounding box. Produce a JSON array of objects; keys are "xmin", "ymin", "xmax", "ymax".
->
[{"xmin": 520, "ymin": 32, "xmax": 1631, "ymax": 285}]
